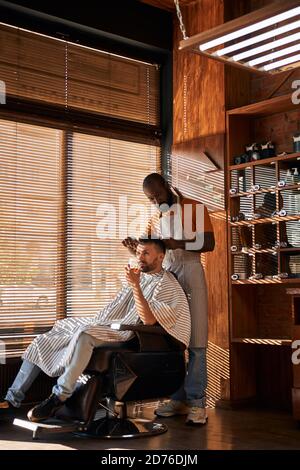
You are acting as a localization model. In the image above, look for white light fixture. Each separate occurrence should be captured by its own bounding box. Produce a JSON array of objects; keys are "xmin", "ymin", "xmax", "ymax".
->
[
  {"xmin": 233, "ymin": 32, "xmax": 300, "ymax": 62},
  {"xmin": 249, "ymin": 43, "xmax": 300, "ymax": 67},
  {"xmin": 216, "ymin": 19, "xmax": 300, "ymax": 57},
  {"xmin": 179, "ymin": 0, "xmax": 300, "ymax": 74},
  {"xmin": 262, "ymin": 53, "xmax": 300, "ymax": 71},
  {"xmin": 199, "ymin": 6, "xmax": 300, "ymax": 52}
]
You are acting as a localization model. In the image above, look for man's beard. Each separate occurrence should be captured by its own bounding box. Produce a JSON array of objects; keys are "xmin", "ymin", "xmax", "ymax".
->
[{"xmin": 139, "ymin": 259, "xmax": 159, "ymax": 273}]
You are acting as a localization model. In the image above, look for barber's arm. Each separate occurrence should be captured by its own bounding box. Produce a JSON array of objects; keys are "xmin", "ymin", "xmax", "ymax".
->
[
  {"xmin": 122, "ymin": 237, "xmax": 138, "ymax": 256},
  {"xmin": 164, "ymin": 232, "xmax": 215, "ymax": 253},
  {"xmin": 124, "ymin": 266, "xmax": 157, "ymax": 325}
]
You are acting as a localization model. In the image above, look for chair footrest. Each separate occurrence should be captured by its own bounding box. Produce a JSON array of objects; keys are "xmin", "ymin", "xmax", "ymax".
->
[{"xmin": 13, "ymin": 417, "xmax": 78, "ymax": 440}]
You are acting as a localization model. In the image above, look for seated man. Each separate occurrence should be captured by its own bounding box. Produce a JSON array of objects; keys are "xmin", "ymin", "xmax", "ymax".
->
[{"xmin": 0, "ymin": 239, "xmax": 191, "ymax": 423}]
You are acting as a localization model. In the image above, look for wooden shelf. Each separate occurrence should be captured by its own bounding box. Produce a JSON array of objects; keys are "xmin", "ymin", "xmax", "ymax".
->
[
  {"xmin": 231, "ymin": 248, "xmax": 274, "ymax": 255},
  {"xmin": 227, "ymin": 94, "xmax": 297, "ymax": 117},
  {"xmin": 231, "ymin": 337, "xmax": 292, "ymax": 346},
  {"xmin": 230, "ymin": 183, "xmax": 300, "ymax": 198},
  {"xmin": 232, "ymin": 278, "xmax": 300, "ymax": 285},
  {"xmin": 231, "ymin": 248, "xmax": 300, "ymax": 255},
  {"xmin": 229, "ymin": 152, "xmax": 300, "ymax": 171},
  {"xmin": 230, "ymin": 214, "xmax": 300, "ymax": 226},
  {"xmin": 226, "ymin": 86, "xmax": 300, "ymax": 412}
]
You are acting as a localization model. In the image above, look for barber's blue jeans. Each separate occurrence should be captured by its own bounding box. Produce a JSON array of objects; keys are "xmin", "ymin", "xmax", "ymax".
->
[
  {"xmin": 171, "ymin": 347, "xmax": 207, "ymax": 408},
  {"xmin": 5, "ymin": 332, "xmax": 104, "ymax": 407}
]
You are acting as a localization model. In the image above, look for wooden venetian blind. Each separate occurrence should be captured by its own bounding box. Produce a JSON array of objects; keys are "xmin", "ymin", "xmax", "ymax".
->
[
  {"xmin": 0, "ymin": 119, "xmax": 62, "ymax": 357},
  {"xmin": 67, "ymin": 134, "xmax": 160, "ymax": 317},
  {"xmin": 0, "ymin": 23, "xmax": 160, "ymax": 125},
  {"xmin": 0, "ymin": 23, "xmax": 161, "ymax": 358}
]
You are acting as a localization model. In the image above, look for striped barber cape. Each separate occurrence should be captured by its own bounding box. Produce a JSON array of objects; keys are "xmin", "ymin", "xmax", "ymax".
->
[{"xmin": 23, "ymin": 270, "xmax": 191, "ymax": 377}]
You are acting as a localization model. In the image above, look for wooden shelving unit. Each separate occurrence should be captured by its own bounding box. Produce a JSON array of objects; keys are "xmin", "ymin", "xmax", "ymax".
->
[{"xmin": 226, "ymin": 93, "xmax": 300, "ymax": 414}]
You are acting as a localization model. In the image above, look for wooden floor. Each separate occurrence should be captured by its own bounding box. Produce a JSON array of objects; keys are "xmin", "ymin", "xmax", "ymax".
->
[{"xmin": 0, "ymin": 407, "xmax": 300, "ymax": 450}]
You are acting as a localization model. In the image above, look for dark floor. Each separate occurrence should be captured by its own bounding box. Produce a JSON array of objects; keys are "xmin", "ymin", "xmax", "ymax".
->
[{"xmin": 0, "ymin": 407, "xmax": 300, "ymax": 450}]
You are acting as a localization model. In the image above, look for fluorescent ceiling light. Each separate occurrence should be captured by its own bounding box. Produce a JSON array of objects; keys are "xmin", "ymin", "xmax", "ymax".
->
[
  {"xmin": 262, "ymin": 53, "xmax": 300, "ymax": 71},
  {"xmin": 233, "ymin": 31, "xmax": 300, "ymax": 62},
  {"xmin": 249, "ymin": 43, "xmax": 300, "ymax": 67},
  {"xmin": 199, "ymin": 6, "xmax": 300, "ymax": 51},
  {"xmin": 216, "ymin": 19, "xmax": 300, "ymax": 57}
]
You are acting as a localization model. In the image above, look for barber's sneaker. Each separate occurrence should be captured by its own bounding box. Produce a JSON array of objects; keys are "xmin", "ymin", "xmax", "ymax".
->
[
  {"xmin": 155, "ymin": 400, "xmax": 189, "ymax": 417},
  {"xmin": 186, "ymin": 407, "xmax": 208, "ymax": 425},
  {"xmin": 27, "ymin": 393, "xmax": 64, "ymax": 423}
]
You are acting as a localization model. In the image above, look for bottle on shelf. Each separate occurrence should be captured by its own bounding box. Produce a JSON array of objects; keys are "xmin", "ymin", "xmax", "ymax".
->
[
  {"xmin": 231, "ymin": 213, "xmax": 246, "ymax": 222},
  {"xmin": 279, "ymin": 209, "xmax": 287, "ymax": 217},
  {"xmin": 249, "ymin": 273, "xmax": 263, "ymax": 280},
  {"xmin": 292, "ymin": 167, "xmax": 300, "ymax": 184},
  {"xmin": 252, "ymin": 213, "xmax": 263, "ymax": 220},
  {"xmin": 278, "ymin": 272, "xmax": 289, "ymax": 279},
  {"xmin": 272, "ymin": 240, "xmax": 288, "ymax": 249},
  {"xmin": 251, "ymin": 184, "xmax": 261, "ymax": 192},
  {"xmin": 286, "ymin": 169, "xmax": 293, "ymax": 185},
  {"xmin": 238, "ymin": 173, "xmax": 246, "ymax": 192},
  {"xmin": 273, "ymin": 273, "xmax": 289, "ymax": 280},
  {"xmin": 261, "ymin": 141, "xmax": 276, "ymax": 158},
  {"xmin": 293, "ymin": 133, "xmax": 300, "ymax": 153}
]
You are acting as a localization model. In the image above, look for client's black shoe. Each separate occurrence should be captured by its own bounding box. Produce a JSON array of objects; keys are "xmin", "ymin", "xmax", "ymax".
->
[{"xmin": 27, "ymin": 393, "xmax": 64, "ymax": 423}]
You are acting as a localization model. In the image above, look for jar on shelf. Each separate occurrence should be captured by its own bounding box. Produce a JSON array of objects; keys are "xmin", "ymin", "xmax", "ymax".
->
[
  {"xmin": 261, "ymin": 141, "xmax": 276, "ymax": 159},
  {"xmin": 293, "ymin": 133, "xmax": 300, "ymax": 153},
  {"xmin": 249, "ymin": 273, "xmax": 263, "ymax": 280}
]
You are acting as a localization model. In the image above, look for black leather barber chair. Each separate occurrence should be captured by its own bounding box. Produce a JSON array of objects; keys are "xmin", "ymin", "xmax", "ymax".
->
[{"xmin": 13, "ymin": 324, "xmax": 186, "ymax": 439}]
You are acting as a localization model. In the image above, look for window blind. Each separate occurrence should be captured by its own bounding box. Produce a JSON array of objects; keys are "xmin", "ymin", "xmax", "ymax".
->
[
  {"xmin": 0, "ymin": 23, "xmax": 160, "ymax": 125},
  {"xmin": 67, "ymin": 133, "xmax": 160, "ymax": 317},
  {"xmin": 0, "ymin": 23, "xmax": 161, "ymax": 358},
  {"xmin": 0, "ymin": 119, "xmax": 62, "ymax": 357}
]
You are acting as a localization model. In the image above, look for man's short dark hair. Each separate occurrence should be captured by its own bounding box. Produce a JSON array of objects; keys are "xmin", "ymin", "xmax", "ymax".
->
[
  {"xmin": 143, "ymin": 173, "xmax": 166, "ymax": 188},
  {"xmin": 138, "ymin": 237, "xmax": 166, "ymax": 254}
]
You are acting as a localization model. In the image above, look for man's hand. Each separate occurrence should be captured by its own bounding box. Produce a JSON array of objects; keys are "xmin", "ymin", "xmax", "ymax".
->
[
  {"xmin": 163, "ymin": 238, "xmax": 184, "ymax": 250},
  {"xmin": 122, "ymin": 237, "xmax": 138, "ymax": 255},
  {"xmin": 125, "ymin": 265, "xmax": 141, "ymax": 288}
]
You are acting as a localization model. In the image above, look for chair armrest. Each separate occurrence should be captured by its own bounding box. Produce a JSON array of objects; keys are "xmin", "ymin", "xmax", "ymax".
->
[{"xmin": 110, "ymin": 323, "xmax": 167, "ymax": 335}]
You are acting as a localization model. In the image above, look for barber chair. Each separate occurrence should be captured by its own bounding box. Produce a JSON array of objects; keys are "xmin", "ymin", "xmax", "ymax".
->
[{"xmin": 13, "ymin": 324, "xmax": 186, "ymax": 439}]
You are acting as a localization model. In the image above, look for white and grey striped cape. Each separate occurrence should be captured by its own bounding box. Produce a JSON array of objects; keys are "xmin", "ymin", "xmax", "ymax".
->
[{"xmin": 23, "ymin": 270, "xmax": 191, "ymax": 377}]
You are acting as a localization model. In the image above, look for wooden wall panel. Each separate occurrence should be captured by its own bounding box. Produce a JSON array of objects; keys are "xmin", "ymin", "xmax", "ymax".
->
[
  {"xmin": 173, "ymin": 0, "xmax": 225, "ymax": 143},
  {"xmin": 141, "ymin": 0, "xmax": 195, "ymax": 10},
  {"xmin": 171, "ymin": 0, "xmax": 256, "ymax": 405},
  {"xmin": 203, "ymin": 211, "xmax": 230, "ymax": 349}
]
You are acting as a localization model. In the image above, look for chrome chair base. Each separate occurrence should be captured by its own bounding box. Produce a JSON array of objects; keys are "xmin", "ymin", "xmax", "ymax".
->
[{"xmin": 75, "ymin": 417, "xmax": 167, "ymax": 439}]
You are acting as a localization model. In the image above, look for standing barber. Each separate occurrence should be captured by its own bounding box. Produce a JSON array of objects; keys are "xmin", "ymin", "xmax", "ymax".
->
[{"xmin": 122, "ymin": 173, "xmax": 215, "ymax": 425}]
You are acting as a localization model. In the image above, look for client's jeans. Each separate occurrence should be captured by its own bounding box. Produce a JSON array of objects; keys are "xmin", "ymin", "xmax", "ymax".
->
[
  {"xmin": 171, "ymin": 347, "xmax": 207, "ymax": 408},
  {"xmin": 5, "ymin": 332, "xmax": 105, "ymax": 407}
]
